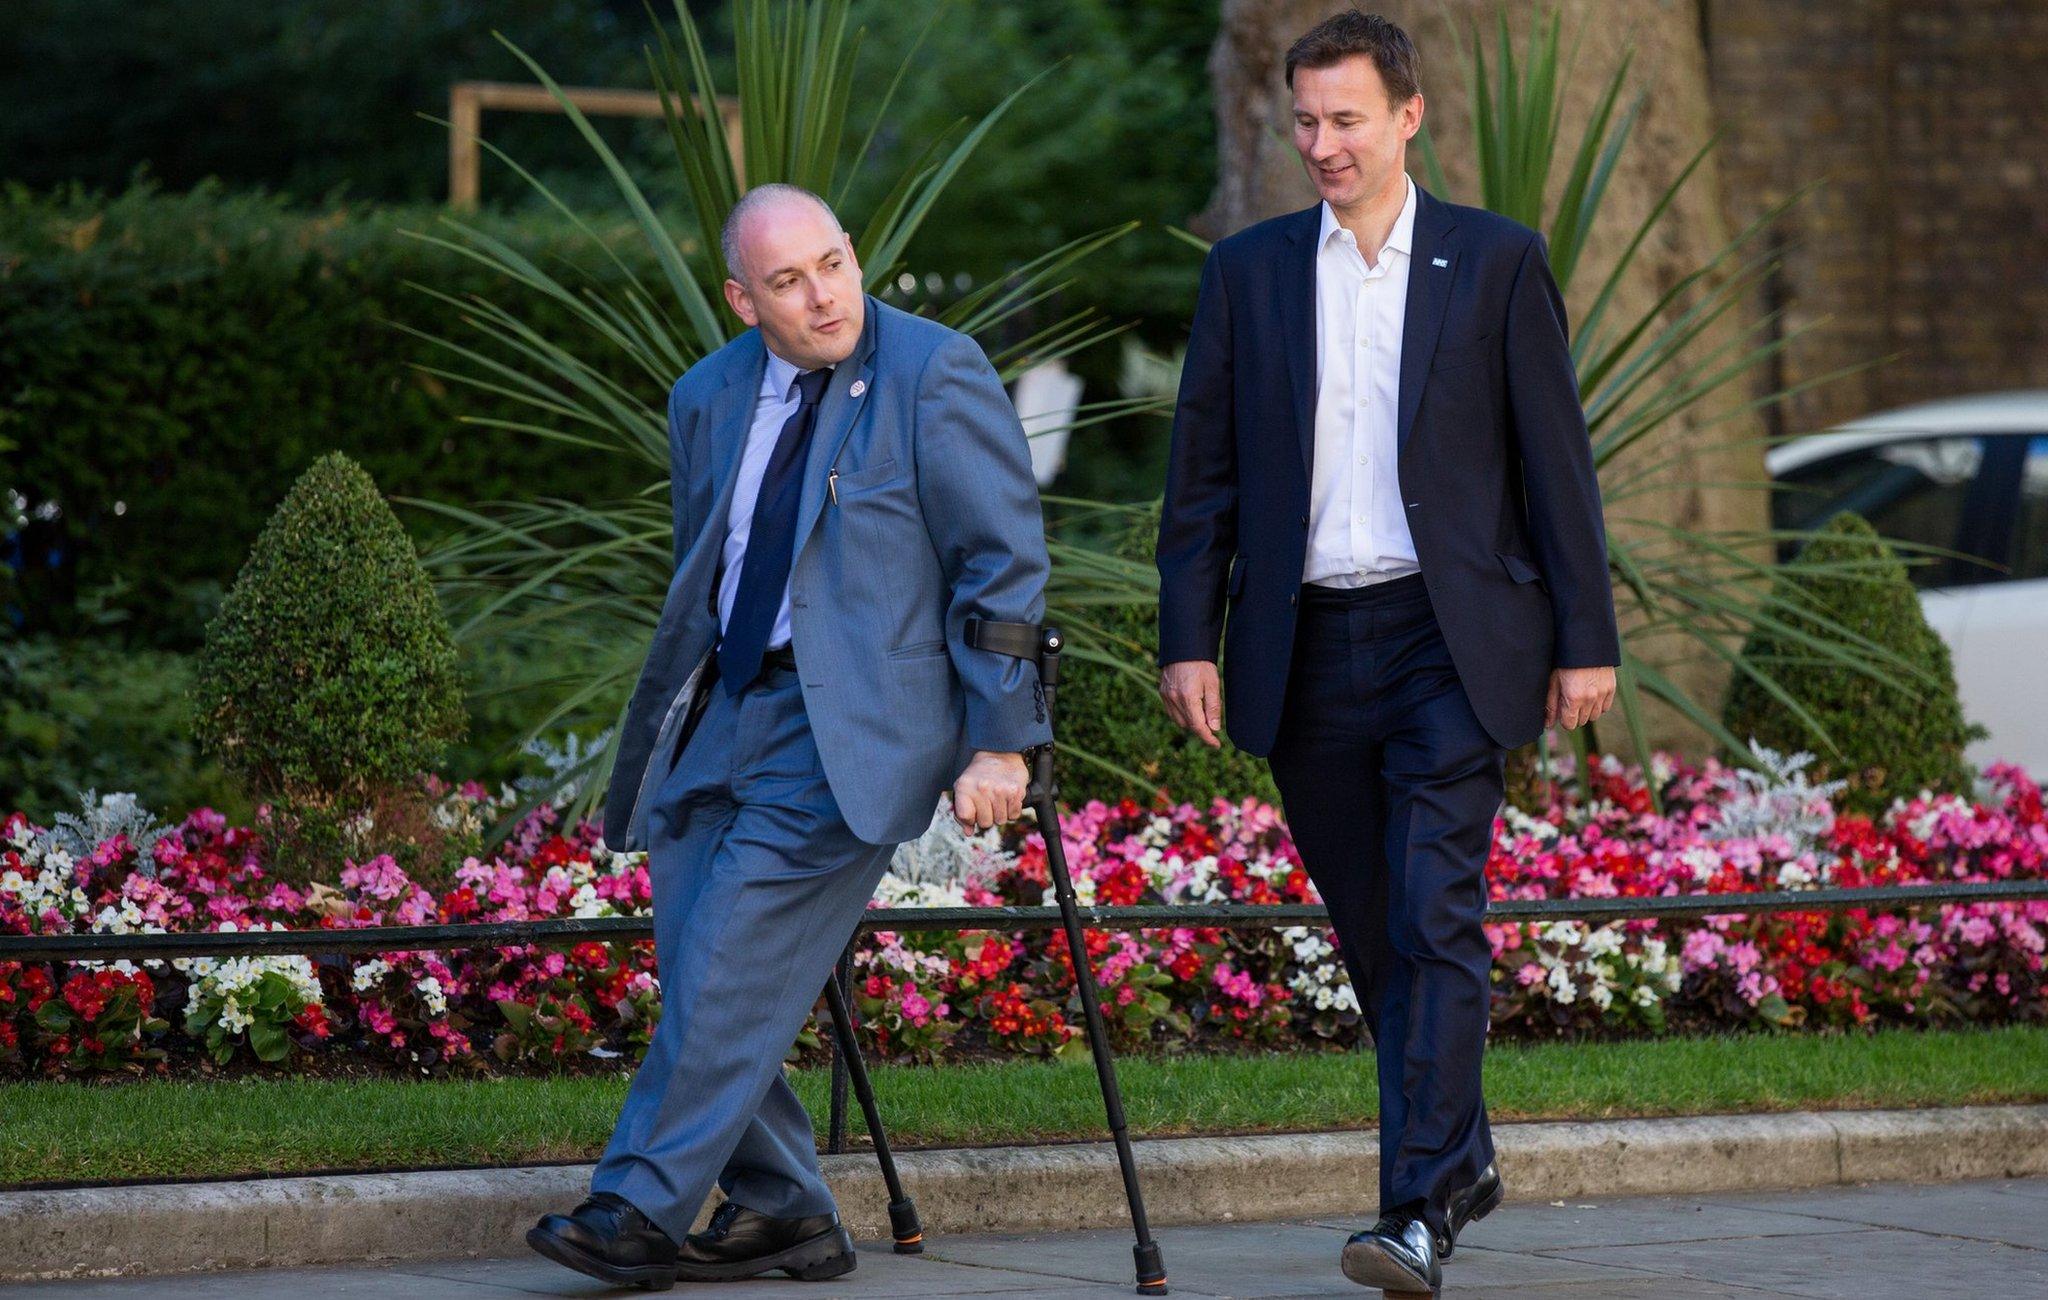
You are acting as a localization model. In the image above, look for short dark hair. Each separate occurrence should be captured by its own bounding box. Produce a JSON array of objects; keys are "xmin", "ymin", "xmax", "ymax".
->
[{"xmin": 1284, "ymin": 9, "xmax": 1421, "ymax": 102}]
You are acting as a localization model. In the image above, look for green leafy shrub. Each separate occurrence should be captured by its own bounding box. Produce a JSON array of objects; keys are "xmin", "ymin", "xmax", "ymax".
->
[
  {"xmin": 1056, "ymin": 504, "xmax": 1279, "ymax": 809},
  {"xmin": 192, "ymin": 453, "xmax": 465, "ymax": 870},
  {"xmin": 1722, "ymin": 511, "xmax": 1982, "ymax": 813}
]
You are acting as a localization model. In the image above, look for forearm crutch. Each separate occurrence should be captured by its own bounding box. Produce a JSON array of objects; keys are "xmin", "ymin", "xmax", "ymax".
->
[
  {"xmin": 967, "ymin": 617, "xmax": 1169, "ymax": 1296},
  {"xmin": 819, "ymin": 951, "xmax": 924, "ymax": 1254}
]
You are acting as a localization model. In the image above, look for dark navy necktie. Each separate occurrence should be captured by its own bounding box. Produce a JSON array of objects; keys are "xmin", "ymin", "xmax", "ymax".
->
[{"xmin": 718, "ymin": 365, "xmax": 833, "ymax": 695}]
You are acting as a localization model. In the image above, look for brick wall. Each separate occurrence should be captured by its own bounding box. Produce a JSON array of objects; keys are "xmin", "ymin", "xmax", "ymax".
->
[{"xmin": 1705, "ymin": 0, "xmax": 2048, "ymax": 435}]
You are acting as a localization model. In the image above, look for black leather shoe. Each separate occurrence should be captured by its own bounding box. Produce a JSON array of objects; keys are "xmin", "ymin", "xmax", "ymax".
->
[
  {"xmin": 1441, "ymin": 1161, "xmax": 1504, "ymax": 1258},
  {"xmin": 1340, "ymin": 1205, "xmax": 1442, "ymax": 1295},
  {"xmin": 673, "ymin": 1200, "xmax": 857, "ymax": 1282},
  {"xmin": 527, "ymin": 1192, "xmax": 679, "ymax": 1291}
]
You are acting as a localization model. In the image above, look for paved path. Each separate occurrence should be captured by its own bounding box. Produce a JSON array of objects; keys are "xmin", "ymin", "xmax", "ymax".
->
[{"xmin": 6, "ymin": 1176, "xmax": 2045, "ymax": 1298}]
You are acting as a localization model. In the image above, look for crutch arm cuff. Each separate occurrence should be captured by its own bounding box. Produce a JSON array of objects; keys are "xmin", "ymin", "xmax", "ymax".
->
[{"xmin": 964, "ymin": 617, "xmax": 1043, "ymax": 660}]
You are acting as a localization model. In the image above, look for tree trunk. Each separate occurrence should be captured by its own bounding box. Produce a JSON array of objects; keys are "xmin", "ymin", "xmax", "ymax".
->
[{"xmin": 1199, "ymin": 0, "xmax": 1767, "ymax": 760}]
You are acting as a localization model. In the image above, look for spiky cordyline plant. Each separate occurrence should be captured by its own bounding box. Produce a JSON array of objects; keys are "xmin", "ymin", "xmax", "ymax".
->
[{"xmin": 401, "ymin": 0, "xmax": 1164, "ymax": 819}]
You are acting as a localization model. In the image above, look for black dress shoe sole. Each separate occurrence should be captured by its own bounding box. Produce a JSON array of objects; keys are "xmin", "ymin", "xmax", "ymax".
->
[
  {"xmin": 672, "ymin": 1224, "xmax": 858, "ymax": 1282},
  {"xmin": 1443, "ymin": 1177, "xmax": 1505, "ymax": 1259},
  {"xmin": 1339, "ymin": 1238, "xmax": 1439, "ymax": 1295},
  {"xmin": 526, "ymin": 1225, "xmax": 678, "ymax": 1291}
]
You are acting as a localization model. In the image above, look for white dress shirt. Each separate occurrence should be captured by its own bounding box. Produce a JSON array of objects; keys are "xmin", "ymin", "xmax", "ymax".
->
[
  {"xmin": 717, "ymin": 348, "xmax": 815, "ymax": 650},
  {"xmin": 1304, "ymin": 173, "xmax": 1421, "ymax": 588}
]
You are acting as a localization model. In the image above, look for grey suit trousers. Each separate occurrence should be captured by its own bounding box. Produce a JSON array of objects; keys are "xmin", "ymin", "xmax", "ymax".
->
[{"xmin": 591, "ymin": 663, "xmax": 896, "ymax": 1239}]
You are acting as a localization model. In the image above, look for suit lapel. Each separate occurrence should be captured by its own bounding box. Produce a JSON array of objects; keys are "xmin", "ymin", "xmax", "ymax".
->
[
  {"xmin": 793, "ymin": 297, "xmax": 881, "ymax": 548},
  {"xmin": 1396, "ymin": 186, "xmax": 1458, "ymax": 456},
  {"xmin": 707, "ymin": 333, "xmax": 767, "ymax": 501},
  {"xmin": 1281, "ymin": 207, "xmax": 1320, "ymax": 483}
]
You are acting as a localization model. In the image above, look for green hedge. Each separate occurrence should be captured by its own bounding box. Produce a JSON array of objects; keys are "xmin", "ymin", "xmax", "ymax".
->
[
  {"xmin": 1, "ymin": 181, "xmax": 663, "ymax": 645},
  {"xmin": 1056, "ymin": 503, "xmax": 1279, "ymax": 809},
  {"xmin": 0, "ymin": 637, "xmax": 241, "ymax": 820}
]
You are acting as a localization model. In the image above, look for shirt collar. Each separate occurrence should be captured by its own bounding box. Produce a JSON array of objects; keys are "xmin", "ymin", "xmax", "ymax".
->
[
  {"xmin": 760, "ymin": 347, "xmax": 803, "ymax": 403},
  {"xmin": 1318, "ymin": 172, "xmax": 1418, "ymax": 260}
]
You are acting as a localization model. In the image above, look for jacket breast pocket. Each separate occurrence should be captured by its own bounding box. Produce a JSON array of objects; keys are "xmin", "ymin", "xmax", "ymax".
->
[{"xmin": 833, "ymin": 456, "xmax": 902, "ymax": 497}]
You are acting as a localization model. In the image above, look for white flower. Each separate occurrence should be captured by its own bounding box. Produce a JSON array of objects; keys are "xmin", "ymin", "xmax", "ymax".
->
[
  {"xmin": 1497, "ymin": 804, "xmax": 1559, "ymax": 842},
  {"xmin": 352, "ymin": 959, "xmax": 392, "ymax": 991},
  {"xmin": 1547, "ymin": 965, "xmax": 1578, "ymax": 1003},
  {"xmin": 417, "ymin": 976, "xmax": 448, "ymax": 1016}
]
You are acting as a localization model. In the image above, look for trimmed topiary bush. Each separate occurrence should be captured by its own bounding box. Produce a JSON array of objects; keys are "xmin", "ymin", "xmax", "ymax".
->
[
  {"xmin": 193, "ymin": 453, "xmax": 464, "ymax": 870},
  {"xmin": 1056, "ymin": 503, "xmax": 1280, "ymax": 809},
  {"xmin": 1722, "ymin": 511, "xmax": 1982, "ymax": 814}
]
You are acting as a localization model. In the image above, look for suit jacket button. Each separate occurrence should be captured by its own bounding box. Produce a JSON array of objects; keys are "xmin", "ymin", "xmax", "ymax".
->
[{"xmin": 1289, "ymin": 592, "xmax": 1298, "ymax": 606}]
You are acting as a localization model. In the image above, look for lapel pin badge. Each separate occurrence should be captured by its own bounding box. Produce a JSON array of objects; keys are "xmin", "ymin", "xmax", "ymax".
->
[
  {"xmin": 1432, "ymin": 257, "xmax": 1450, "ymax": 268},
  {"xmin": 849, "ymin": 379, "xmax": 867, "ymax": 398}
]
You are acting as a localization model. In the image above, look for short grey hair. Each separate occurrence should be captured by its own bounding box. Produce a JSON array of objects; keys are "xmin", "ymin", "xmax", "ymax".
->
[{"xmin": 720, "ymin": 183, "xmax": 842, "ymax": 283}]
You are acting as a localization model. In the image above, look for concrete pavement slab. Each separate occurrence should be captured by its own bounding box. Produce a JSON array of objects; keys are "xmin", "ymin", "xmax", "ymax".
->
[
  {"xmin": 1542, "ymin": 1224, "xmax": 2048, "ymax": 1299},
  {"xmin": 1698, "ymin": 1177, "xmax": 2048, "ymax": 1249},
  {"xmin": 1311, "ymin": 1197, "xmax": 1867, "ymax": 1253},
  {"xmin": 9, "ymin": 1179, "xmax": 2036, "ymax": 1300}
]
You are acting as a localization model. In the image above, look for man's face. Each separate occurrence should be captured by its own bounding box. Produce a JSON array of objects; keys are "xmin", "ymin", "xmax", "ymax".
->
[
  {"xmin": 1290, "ymin": 56, "xmax": 1422, "ymax": 212},
  {"xmin": 723, "ymin": 201, "xmax": 865, "ymax": 370}
]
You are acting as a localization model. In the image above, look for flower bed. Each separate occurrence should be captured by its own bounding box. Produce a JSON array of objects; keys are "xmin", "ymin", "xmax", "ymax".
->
[{"xmin": 3, "ymin": 750, "xmax": 2044, "ymax": 1077}]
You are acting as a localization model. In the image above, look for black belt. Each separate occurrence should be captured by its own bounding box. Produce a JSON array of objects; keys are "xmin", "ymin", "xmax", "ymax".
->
[
  {"xmin": 763, "ymin": 644, "xmax": 798, "ymax": 673},
  {"xmin": 1301, "ymin": 572, "xmax": 1428, "ymax": 607}
]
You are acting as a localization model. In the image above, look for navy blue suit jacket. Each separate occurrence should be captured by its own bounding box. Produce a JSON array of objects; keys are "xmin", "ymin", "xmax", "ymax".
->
[{"xmin": 1157, "ymin": 184, "xmax": 1621, "ymax": 756}]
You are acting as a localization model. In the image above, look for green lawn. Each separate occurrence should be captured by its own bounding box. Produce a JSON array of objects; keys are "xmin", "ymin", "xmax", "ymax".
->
[{"xmin": 6, "ymin": 1026, "xmax": 2044, "ymax": 1187}]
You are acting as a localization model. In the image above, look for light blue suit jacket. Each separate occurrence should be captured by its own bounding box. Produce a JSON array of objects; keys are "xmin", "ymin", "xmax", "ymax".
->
[{"xmin": 602, "ymin": 299, "xmax": 1054, "ymax": 849}]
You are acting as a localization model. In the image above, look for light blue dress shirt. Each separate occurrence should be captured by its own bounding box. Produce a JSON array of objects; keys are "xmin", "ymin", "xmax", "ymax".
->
[{"xmin": 716, "ymin": 349, "xmax": 813, "ymax": 651}]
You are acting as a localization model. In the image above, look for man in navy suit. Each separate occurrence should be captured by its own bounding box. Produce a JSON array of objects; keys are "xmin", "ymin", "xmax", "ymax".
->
[{"xmin": 1157, "ymin": 11, "xmax": 1620, "ymax": 1293}]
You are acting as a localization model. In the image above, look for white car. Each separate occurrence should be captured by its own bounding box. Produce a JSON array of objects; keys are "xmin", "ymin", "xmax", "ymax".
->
[{"xmin": 1766, "ymin": 391, "xmax": 2048, "ymax": 778}]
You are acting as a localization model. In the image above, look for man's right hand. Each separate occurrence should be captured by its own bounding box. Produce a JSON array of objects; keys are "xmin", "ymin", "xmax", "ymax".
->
[{"xmin": 1159, "ymin": 660, "xmax": 1224, "ymax": 748}]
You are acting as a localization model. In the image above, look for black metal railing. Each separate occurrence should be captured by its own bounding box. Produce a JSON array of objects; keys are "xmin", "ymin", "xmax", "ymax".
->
[{"xmin": 5, "ymin": 879, "xmax": 2045, "ymax": 962}]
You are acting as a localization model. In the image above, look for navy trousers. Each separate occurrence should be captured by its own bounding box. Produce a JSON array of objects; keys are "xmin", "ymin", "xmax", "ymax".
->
[
  {"xmin": 1264, "ymin": 574, "xmax": 1505, "ymax": 1242},
  {"xmin": 592, "ymin": 663, "xmax": 896, "ymax": 1240}
]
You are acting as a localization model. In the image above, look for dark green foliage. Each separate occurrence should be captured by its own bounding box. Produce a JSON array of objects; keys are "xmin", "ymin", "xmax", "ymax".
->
[
  {"xmin": 0, "ymin": 0, "xmax": 647, "ymax": 204},
  {"xmin": 1722, "ymin": 512, "xmax": 1981, "ymax": 812},
  {"xmin": 0, "ymin": 638, "xmax": 242, "ymax": 821},
  {"xmin": 1056, "ymin": 504, "xmax": 1280, "ymax": 809},
  {"xmin": 192, "ymin": 454, "xmax": 465, "ymax": 799},
  {"xmin": 0, "ymin": 183, "xmax": 657, "ymax": 644}
]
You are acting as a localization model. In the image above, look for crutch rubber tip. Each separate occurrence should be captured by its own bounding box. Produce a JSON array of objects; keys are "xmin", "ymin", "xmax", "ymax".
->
[
  {"xmin": 888, "ymin": 1199, "xmax": 924, "ymax": 1254},
  {"xmin": 1135, "ymin": 1241, "xmax": 1168, "ymax": 1293}
]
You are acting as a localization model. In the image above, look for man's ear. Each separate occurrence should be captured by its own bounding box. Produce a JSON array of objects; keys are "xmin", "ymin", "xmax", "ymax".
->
[{"xmin": 723, "ymin": 277, "xmax": 757, "ymax": 326}]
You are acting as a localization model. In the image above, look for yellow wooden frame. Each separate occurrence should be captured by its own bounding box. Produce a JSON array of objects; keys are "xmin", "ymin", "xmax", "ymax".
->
[{"xmin": 447, "ymin": 80, "xmax": 742, "ymax": 209}]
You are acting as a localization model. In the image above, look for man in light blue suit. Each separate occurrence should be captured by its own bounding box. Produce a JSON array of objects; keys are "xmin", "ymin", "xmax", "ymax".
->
[{"xmin": 528, "ymin": 184, "xmax": 1051, "ymax": 1290}]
